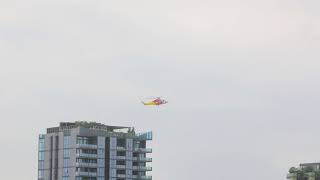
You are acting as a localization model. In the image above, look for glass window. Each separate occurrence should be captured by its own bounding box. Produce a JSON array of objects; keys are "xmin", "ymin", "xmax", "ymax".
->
[
  {"xmin": 63, "ymin": 177, "xmax": 69, "ymax": 180},
  {"xmin": 38, "ymin": 160, "xmax": 44, "ymax": 170},
  {"xmin": 98, "ymin": 159, "xmax": 104, "ymax": 166},
  {"xmin": 64, "ymin": 149, "xmax": 70, "ymax": 158},
  {"xmin": 77, "ymin": 136, "xmax": 89, "ymax": 145},
  {"xmin": 38, "ymin": 170, "xmax": 43, "ymax": 178},
  {"xmin": 110, "ymin": 169, "xmax": 116, "ymax": 177},
  {"xmin": 63, "ymin": 168, "xmax": 70, "ymax": 176},
  {"xmin": 110, "ymin": 160, "xmax": 116, "ymax": 168},
  {"xmin": 126, "ymin": 169, "xmax": 132, "ymax": 176},
  {"xmin": 63, "ymin": 159, "xmax": 69, "ymax": 167},
  {"xmin": 98, "ymin": 149, "xmax": 104, "ymax": 156},
  {"xmin": 126, "ymin": 139, "xmax": 133, "ymax": 150},
  {"xmin": 39, "ymin": 138, "xmax": 45, "ymax": 151},
  {"xmin": 64, "ymin": 136, "xmax": 70, "ymax": 148},
  {"xmin": 97, "ymin": 168, "xmax": 104, "ymax": 176},
  {"xmin": 110, "ymin": 150, "xmax": 116, "ymax": 158},
  {"xmin": 110, "ymin": 137, "xmax": 117, "ymax": 148},
  {"xmin": 98, "ymin": 136, "xmax": 105, "ymax": 147},
  {"xmin": 126, "ymin": 151, "xmax": 133, "ymax": 159},
  {"xmin": 38, "ymin": 151, "xmax": 44, "ymax": 161}
]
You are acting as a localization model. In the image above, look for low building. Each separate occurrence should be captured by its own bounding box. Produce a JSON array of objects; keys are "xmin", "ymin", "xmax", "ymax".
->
[{"xmin": 38, "ymin": 121, "xmax": 153, "ymax": 180}]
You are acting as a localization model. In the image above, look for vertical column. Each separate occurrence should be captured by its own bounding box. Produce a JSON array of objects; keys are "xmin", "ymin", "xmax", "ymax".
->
[
  {"xmin": 63, "ymin": 136, "xmax": 70, "ymax": 180},
  {"xmin": 126, "ymin": 139, "xmax": 133, "ymax": 180},
  {"xmin": 97, "ymin": 136, "xmax": 105, "ymax": 180},
  {"xmin": 50, "ymin": 136, "xmax": 53, "ymax": 180},
  {"xmin": 138, "ymin": 140, "xmax": 146, "ymax": 177},
  {"xmin": 54, "ymin": 136, "xmax": 59, "ymax": 180},
  {"xmin": 38, "ymin": 135, "xmax": 45, "ymax": 180},
  {"xmin": 109, "ymin": 137, "xmax": 117, "ymax": 180}
]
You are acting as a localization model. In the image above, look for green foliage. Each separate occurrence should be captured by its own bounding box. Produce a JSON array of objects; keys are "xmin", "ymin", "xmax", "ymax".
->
[
  {"xmin": 305, "ymin": 167, "xmax": 314, "ymax": 173},
  {"xmin": 289, "ymin": 166, "xmax": 320, "ymax": 180},
  {"xmin": 290, "ymin": 167, "xmax": 299, "ymax": 173}
]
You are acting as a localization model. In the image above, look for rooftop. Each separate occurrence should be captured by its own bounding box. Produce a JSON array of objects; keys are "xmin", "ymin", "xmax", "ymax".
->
[
  {"xmin": 47, "ymin": 121, "xmax": 133, "ymax": 134},
  {"xmin": 300, "ymin": 163, "xmax": 320, "ymax": 167}
]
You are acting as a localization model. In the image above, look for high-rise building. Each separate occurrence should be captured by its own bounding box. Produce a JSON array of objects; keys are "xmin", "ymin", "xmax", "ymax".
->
[{"xmin": 38, "ymin": 122, "xmax": 152, "ymax": 180}]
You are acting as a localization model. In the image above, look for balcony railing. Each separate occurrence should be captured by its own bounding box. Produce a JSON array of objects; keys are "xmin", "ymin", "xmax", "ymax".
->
[
  {"xmin": 116, "ymin": 146, "xmax": 126, "ymax": 151},
  {"xmin": 76, "ymin": 162, "xmax": 98, "ymax": 167},
  {"xmin": 76, "ymin": 153, "xmax": 98, "ymax": 158},
  {"xmin": 115, "ymin": 156, "xmax": 126, "ymax": 160},
  {"xmin": 76, "ymin": 144, "xmax": 98, "ymax": 149},
  {"xmin": 132, "ymin": 157, "xmax": 152, "ymax": 162},
  {"xmin": 132, "ymin": 176, "xmax": 152, "ymax": 180},
  {"xmin": 75, "ymin": 172, "xmax": 97, "ymax": 177},
  {"xmin": 132, "ymin": 166, "xmax": 152, "ymax": 171},
  {"xmin": 134, "ymin": 148, "xmax": 152, "ymax": 153},
  {"xmin": 116, "ymin": 165, "xmax": 126, "ymax": 169},
  {"xmin": 140, "ymin": 176, "xmax": 152, "ymax": 180},
  {"xmin": 117, "ymin": 174, "xmax": 126, "ymax": 178}
]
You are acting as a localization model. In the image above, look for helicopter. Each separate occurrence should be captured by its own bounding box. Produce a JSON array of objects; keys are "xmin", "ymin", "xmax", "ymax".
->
[{"xmin": 141, "ymin": 97, "xmax": 168, "ymax": 106}]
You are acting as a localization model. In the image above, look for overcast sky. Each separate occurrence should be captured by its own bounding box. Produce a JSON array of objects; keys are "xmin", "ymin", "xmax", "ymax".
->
[{"xmin": 1, "ymin": 0, "xmax": 320, "ymax": 179}]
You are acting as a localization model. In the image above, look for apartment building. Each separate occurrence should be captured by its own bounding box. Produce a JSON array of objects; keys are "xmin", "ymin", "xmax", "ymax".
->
[{"xmin": 38, "ymin": 122, "xmax": 152, "ymax": 180}]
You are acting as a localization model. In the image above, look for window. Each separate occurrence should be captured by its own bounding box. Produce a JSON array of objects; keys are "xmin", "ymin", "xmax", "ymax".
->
[
  {"xmin": 98, "ymin": 136, "xmax": 105, "ymax": 147},
  {"xmin": 98, "ymin": 159, "xmax": 104, "ymax": 166},
  {"xmin": 63, "ymin": 168, "xmax": 70, "ymax": 176},
  {"xmin": 63, "ymin": 136, "xmax": 70, "ymax": 148},
  {"xmin": 39, "ymin": 138, "xmax": 45, "ymax": 151},
  {"xmin": 98, "ymin": 168, "xmax": 104, "ymax": 176},
  {"xmin": 126, "ymin": 169, "xmax": 132, "ymax": 176},
  {"xmin": 38, "ymin": 170, "xmax": 44, "ymax": 179},
  {"xmin": 64, "ymin": 149, "xmax": 70, "ymax": 158},
  {"xmin": 110, "ymin": 150, "xmax": 116, "ymax": 158},
  {"xmin": 77, "ymin": 136, "xmax": 88, "ymax": 145},
  {"xmin": 38, "ymin": 152, "xmax": 44, "ymax": 161},
  {"xmin": 62, "ymin": 177, "xmax": 69, "ymax": 180},
  {"xmin": 38, "ymin": 161, "xmax": 44, "ymax": 170},
  {"xmin": 126, "ymin": 139, "xmax": 133, "ymax": 150},
  {"xmin": 110, "ymin": 160, "xmax": 116, "ymax": 168},
  {"xmin": 63, "ymin": 159, "xmax": 69, "ymax": 167},
  {"xmin": 126, "ymin": 151, "xmax": 133, "ymax": 159},
  {"xmin": 110, "ymin": 137, "xmax": 117, "ymax": 148},
  {"xmin": 98, "ymin": 149, "xmax": 104, "ymax": 157},
  {"xmin": 110, "ymin": 169, "xmax": 116, "ymax": 177}
]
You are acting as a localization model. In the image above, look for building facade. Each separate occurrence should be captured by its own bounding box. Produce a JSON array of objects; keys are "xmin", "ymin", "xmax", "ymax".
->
[
  {"xmin": 287, "ymin": 163, "xmax": 320, "ymax": 180},
  {"xmin": 38, "ymin": 122, "xmax": 152, "ymax": 180}
]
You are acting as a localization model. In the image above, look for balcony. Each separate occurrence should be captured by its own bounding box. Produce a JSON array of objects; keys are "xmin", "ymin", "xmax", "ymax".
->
[
  {"xmin": 76, "ymin": 162, "xmax": 98, "ymax": 168},
  {"xmin": 116, "ymin": 165, "xmax": 126, "ymax": 169},
  {"xmin": 134, "ymin": 148, "xmax": 152, "ymax": 153},
  {"xmin": 140, "ymin": 176, "xmax": 152, "ymax": 180},
  {"xmin": 75, "ymin": 172, "xmax": 97, "ymax": 177},
  {"xmin": 76, "ymin": 144, "xmax": 98, "ymax": 149},
  {"xmin": 133, "ymin": 157, "xmax": 152, "ymax": 162},
  {"xmin": 115, "ymin": 156, "xmax": 126, "ymax": 160},
  {"xmin": 76, "ymin": 153, "xmax": 98, "ymax": 158},
  {"xmin": 132, "ymin": 166, "xmax": 152, "ymax": 171},
  {"xmin": 133, "ymin": 176, "xmax": 152, "ymax": 180},
  {"xmin": 116, "ymin": 146, "xmax": 126, "ymax": 151},
  {"xmin": 117, "ymin": 174, "xmax": 126, "ymax": 178}
]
